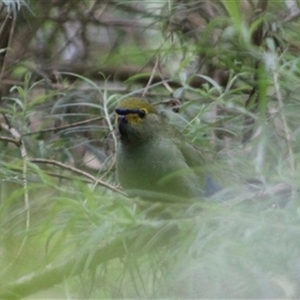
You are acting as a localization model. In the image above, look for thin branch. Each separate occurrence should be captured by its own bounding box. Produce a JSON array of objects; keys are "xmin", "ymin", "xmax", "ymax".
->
[
  {"xmin": 1, "ymin": 60, "xmax": 212, "ymax": 89},
  {"xmin": 0, "ymin": 11, "xmax": 15, "ymax": 81},
  {"xmin": 1, "ymin": 122, "xmax": 124, "ymax": 195},
  {"xmin": 10, "ymin": 165, "xmax": 96, "ymax": 184},
  {"xmin": 20, "ymin": 139, "xmax": 29, "ymax": 229},
  {"xmin": 0, "ymin": 135, "xmax": 21, "ymax": 145},
  {"xmin": 283, "ymin": 0, "xmax": 300, "ymax": 23},
  {"xmin": 142, "ymin": 56, "xmax": 160, "ymax": 97},
  {"xmin": 98, "ymin": 92, "xmax": 118, "ymax": 183},
  {"xmin": 0, "ymin": 120, "xmax": 31, "ymax": 277},
  {"xmin": 22, "ymin": 116, "xmax": 103, "ymax": 137},
  {"xmin": 1, "ymin": 122, "xmax": 30, "ymax": 230},
  {"xmin": 30, "ymin": 158, "xmax": 124, "ymax": 195},
  {"xmin": 47, "ymin": 15, "xmax": 150, "ymax": 29},
  {"xmin": 283, "ymin": 10, "xmax": 300, "ymax": 22}
]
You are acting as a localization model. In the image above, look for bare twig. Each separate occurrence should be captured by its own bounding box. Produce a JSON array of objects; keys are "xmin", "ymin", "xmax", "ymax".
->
[
  {"xmin": 283, "ymin": 0, "xmax": 300, "ymax": 23},
  {"xmin": 1, "ymin": 121, "xmax": 30, "ymax": 230},
  {"xmin": 30, "ymin": 158, "xmax": 124, "ymax": 195},
  {"xmin": 0, "ymin": 119, "xmax": 124, "ymax": 195},
  {"xmin": 142, "ymin": 56, "xmax": 160, "ymax": 97},
  {"xmin": 20, "ymin": 140, "xmax": 30, "ymax": 229},
  {"xmin": 98, "ymin": 91, "xmax": 118, "ymax": 183},
  {"xmin": 9, "ymin": 165, "xmax": 98, "ymax": 184},
  {"xmin": 22, "ymin": 116, "xmax": 103, "ymax": 136},
  {"xmin": 0, "ymin": 135, "xmax": 21, "ymax": 145},
  {"xmin": 0, "ymin": 11, "xmax": 15, "ymax": 81},
  {"xmin": 0, "ymin": 120, "xmax": 31, "ymax": 277},
  {"xmin": 48, "ymin": 15, "xmax": 150, "ymax": 29},
  {"xmin": 283, "ymin": 10, "xmax": 300, "ymax": 22}
]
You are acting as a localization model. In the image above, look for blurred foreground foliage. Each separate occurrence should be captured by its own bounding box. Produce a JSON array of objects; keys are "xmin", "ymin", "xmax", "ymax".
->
[{"xmin": 1, "ymin": 0, "xmax": 300, "ymax": 298}]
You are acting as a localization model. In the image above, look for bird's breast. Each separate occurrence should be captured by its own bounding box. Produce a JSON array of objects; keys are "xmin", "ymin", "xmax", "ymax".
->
[{"xmin": 116, "ymin": 139, "xmax": 203, "ymax": 201}]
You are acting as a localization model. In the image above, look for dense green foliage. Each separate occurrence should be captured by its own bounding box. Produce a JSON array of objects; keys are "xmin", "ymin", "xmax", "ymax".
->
[{"xmin": 0, "ymin": 0, "xmax": 300, "ymax": 298}]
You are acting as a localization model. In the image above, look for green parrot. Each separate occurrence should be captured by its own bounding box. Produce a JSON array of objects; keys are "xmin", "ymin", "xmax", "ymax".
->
[{"xmin": 115, "ymin": 98, "xmax": 220, "ymax": 203}]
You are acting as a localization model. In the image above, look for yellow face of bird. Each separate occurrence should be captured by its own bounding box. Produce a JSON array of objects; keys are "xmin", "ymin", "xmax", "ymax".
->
[{"xmin": 115, "ymin": 98, "xmax": 158, "ymax": 126}]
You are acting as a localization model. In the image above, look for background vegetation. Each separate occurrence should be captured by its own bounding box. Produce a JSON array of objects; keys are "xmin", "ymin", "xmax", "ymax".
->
[{"xmin": 0, "ymin": 0, "xmax": 300, "ymax": 298}]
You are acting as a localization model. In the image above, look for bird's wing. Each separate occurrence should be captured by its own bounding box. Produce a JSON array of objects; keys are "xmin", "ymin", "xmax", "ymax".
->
[
  {"xmin": 171, "ymin": 128, "xmax": 205, "ymax": 168},
  {"xmin": 172, "ymin": 129, "xmax": 221, "ymax": 196}
]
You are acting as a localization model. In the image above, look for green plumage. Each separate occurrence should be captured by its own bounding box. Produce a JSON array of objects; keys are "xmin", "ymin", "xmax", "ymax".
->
[{"xmin": 115, "ymin": 98, "xmax": 217, "ymax": 202}]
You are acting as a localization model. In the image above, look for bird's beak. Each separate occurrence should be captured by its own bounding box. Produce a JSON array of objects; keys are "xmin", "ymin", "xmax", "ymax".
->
[
  {"xmin": 117, "ymin": 114, "xmax": 127, "ymax": 124},
  {"xmin": 117, "ymin": 115, "xmax": 128, "ymax": 136}
]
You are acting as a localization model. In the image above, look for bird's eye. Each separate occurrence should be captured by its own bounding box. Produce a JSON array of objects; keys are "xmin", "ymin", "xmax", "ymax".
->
[{"xmin": 138, "ymin": 108, "xmax": 147, "ymax": 118}]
